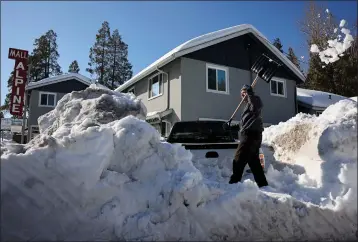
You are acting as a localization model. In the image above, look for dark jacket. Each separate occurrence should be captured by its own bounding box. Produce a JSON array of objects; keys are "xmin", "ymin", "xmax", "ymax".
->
[{"xmin": 239, "ymin": 93, "xmax": 264, "ymax": 134}]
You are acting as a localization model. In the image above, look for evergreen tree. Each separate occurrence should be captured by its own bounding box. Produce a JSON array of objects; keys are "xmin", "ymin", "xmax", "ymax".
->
[
  {"xmin": 29, "ymin": 30, "xmax": 62, "ymax": 81},
  {"xmin": 273, "ymin": 38, "xmax": 284, "ymax": 53},
  {"xmin": 3, "ymin": 71, "xmax": 14, "ymax": 112},
  {"xmin": 68, "ymin": 60, "xmax": 80, "ymax": 73},
  {"xmin": 86, "ymin": 21, "xmax": 111, "ymax": 85},
  {"xmin": 0, "ymin": 71, "xmax": 22, "ymax": 118},
  {"xmin": 108, "ymin": 29, "xmax": 133, "ymax": 89},
  {"xmin": 287, "ymin": 47, "xmax": 301, "ymax": 70}
]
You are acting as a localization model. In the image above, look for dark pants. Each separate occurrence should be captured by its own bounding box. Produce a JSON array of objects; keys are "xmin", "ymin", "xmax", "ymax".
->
[{"xmin": 229, "ymin": 131, "xmax": 268, "ymax": 187}]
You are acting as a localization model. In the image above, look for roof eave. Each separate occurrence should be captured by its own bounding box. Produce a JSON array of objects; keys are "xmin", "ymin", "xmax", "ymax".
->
[
  {"xmin": 115, "ymin": 53, "xmax": 177, "ymax": 92},
  {"xmin": 247, "ymin": 28, "xmax": 306, "ymax": 83},
  {"xmin": 25, "ymin": 75, "xmax": 92, "ymax": 90}
]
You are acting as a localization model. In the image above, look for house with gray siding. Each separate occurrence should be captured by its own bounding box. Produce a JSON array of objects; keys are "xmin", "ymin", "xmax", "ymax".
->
[
  {"xmin": 115, "ymin": 24, "xmax": 306, "ymax": 137},
  {"xmin": 25, "ymin": 73, "xmax": 93, "ymax": 141}
]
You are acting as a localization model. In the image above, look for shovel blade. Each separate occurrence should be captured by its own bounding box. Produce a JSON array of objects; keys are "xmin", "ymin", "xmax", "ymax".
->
[{"xmin": 251, "ymin": 54, "xmax": 281, "ymax": 83}]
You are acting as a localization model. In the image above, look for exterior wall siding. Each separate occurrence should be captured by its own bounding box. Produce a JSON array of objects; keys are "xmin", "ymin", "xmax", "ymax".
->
[
  {"xmin": 122, "ymin": 59, "xmax": 182, "ymax": 122},
  {"xmin": 28, "ymin": 79, "xmax": 90, "ymax": 127},
  {"xmin": 180, "ymin": 58, "xmax": 297, "ymax": 125},
  {"xmin": 28, "ymin": 90, "xmax": 66, "ymax": 126},
  {"xmin": 180, "ymin": 57, "xmax": 250, "ymax": 122}
]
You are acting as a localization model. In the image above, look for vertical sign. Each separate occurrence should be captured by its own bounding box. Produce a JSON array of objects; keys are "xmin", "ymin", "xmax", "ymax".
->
[{"xmin": 8, "ymin": 48, "xmax": 29, "ymax": 117}]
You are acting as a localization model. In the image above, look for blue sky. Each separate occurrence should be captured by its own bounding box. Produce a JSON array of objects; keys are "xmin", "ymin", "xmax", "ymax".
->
[{"xmin": 1, "ymin": 1, "xmax": 357, "ymax": 107}]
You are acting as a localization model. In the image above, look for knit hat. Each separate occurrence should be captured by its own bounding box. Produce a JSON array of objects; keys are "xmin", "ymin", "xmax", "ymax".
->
[{"xmin": 241, "ymin": 84, "xmax": 253, "ymax": 94}]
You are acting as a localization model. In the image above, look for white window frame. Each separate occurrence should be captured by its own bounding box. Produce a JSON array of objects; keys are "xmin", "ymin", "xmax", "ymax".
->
[
  {"xmin": 270, "ymin": 77, "xmax": 286, "ymax": 98},
  {"xmin": 148, "ymin": 73, "xmax": 164, "ymax": 100},
  {"xmin": 38, "ymin": 91, "xmax": 57, "ymax": 107},
  {"xmin": 128, "ymin": 86, "xmax": 135, "ymax": 95},
  {"xmin": 206, "ymin": 63, "xmax": 229, "ymax": 95}
]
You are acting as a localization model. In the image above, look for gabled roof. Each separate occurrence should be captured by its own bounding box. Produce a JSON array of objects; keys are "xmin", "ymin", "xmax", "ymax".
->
[
  {"xmin": 297, "ymin": 88, "xmax": 347, "ymax": 108},
  {"xmin": 115, "ymin": 24, "xmax": 306, "ymax": 92},
  {"xmin": 26, "ymin": 73, "xmax": 92, "ymax": 90}
]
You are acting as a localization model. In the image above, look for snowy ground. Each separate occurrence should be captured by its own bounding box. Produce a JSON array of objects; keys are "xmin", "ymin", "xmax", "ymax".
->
[{"xmin": 1, "ymin": 85, "xmax": 357, "ymax": 241}]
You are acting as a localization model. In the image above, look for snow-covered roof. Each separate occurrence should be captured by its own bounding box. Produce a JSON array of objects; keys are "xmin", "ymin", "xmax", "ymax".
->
[
  {"xmin": 297, "ymin": 88, "xmax": 347, "ymax": 108},
  {"xmin": 26, "ymin": 73, "xmax": 92, "ymax": 90},
  {"xmin": 115, "ymin": 24, "xmax": 306, "ymax": 92}
]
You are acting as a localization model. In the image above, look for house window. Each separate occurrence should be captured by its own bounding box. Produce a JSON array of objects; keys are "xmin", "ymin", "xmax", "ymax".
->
[
  {"xmin": 161, "ymin": 121, "xmax": 171, "ymax": 137},
  {"xmin": 39, "ymin": 92, "xmax": 57, "ymax": 107},
  {"xmin": 270, "ymin": 78, "xmax": 286, "ymax": 97},
  {"xmin": 206, "ymin": 64, "xmax": 229, "ymax": 94},
  {"xmin": 148, "ymin": 73, "xmax": 163, "ymax": 99}
]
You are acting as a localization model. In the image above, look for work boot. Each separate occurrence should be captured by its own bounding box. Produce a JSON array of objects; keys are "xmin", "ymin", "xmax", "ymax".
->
[{"xmin": 229, "ymin": 174, "xmax": 240, "ymax": 184}]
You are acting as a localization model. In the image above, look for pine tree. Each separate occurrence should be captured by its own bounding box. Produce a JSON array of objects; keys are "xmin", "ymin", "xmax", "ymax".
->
[
  {"xmin": 29, "ymin": 30, "xmax": 62, "ymax": 81},
  {"xmin": 86, "ymin": 21, "xmax": 111, "ymax": 85},
  {"xmin": 0, "ymin": 71, "xmax": 22, "ymax": 118},
  {"xmin": 287, "ymin": 47, "xmax": 301, "ymax": 70},
  {"xmin": 108, "ymin": 29, "xmax": 133, "ymax": 89},
  {"xmin": 68, "ymin": 60, "xmax": 80, "ymax": 73},
  {"xmin": 3, "ymin": 71, "xmax": 14, "ymax": 111},
  {"xmin": 273, "ymin": 38, "xmax": 284, "ymax": 53}
]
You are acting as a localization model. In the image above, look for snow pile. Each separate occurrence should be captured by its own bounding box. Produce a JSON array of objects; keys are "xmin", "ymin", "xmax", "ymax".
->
[
  {"xmin": 23, "ymin": 84, "xmax": 146, "ymax": 151},
  {"xmin": 263, "ymin": 99, "xmax": 357, "ymax": 211},
  {"xmin": 310, "ymin": 20, "xmax": 354, "ymax": 65},
  {"xmin": 1, "ymin": 88, "xmax": 357, "ymax": 241}
]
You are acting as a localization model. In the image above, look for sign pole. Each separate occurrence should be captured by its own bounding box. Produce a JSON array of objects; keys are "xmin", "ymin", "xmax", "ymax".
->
[
  {"xmin": 20, "ymin": 92, "xmax": 27, "ymax": 144},
  {"xmin": 20, "ymin": 64, "xmax": 30, "ymax": 144}
]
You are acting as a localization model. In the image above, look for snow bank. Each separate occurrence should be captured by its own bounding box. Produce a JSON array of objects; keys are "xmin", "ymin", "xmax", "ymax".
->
[
  {"xmin": 310, "ymin": 20, "xmax": 354, "ymax": 65},
  {"xmin": 1, "ymin": 87, "xmax": 357, "ymax": 241},
  {"xmin": 22, "ymin": 84, "xmax": 146, "ymax": 152},
  {"xmin": 263, "ymin": 99, "xmax": 357, "ymax": 212}
]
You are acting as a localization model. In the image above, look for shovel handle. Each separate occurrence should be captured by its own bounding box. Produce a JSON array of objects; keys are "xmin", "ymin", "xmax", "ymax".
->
[{"xmin": 229, "ymin": 74, "xmax": 259, "ymax": 120}]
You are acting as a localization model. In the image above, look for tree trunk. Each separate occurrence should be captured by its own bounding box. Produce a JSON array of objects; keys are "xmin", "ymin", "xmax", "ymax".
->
[
  {"xmin": 111, "ymin": 43, "xmax": 117, "ymax": 89},
  {"xmin": 101, "ymin": 40, "xmax": 105, "ymax": 84}
]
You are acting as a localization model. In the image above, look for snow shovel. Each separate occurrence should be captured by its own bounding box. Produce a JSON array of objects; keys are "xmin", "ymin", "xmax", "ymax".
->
[{"xmin": 222, "ymin": 54, "xmax": 281, "ymax": 130}]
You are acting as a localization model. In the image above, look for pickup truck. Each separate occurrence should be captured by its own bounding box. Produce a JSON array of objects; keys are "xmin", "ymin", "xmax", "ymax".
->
[{"xmin": 165, "ymin": 120, "xmax": 266, "ymax": 174}]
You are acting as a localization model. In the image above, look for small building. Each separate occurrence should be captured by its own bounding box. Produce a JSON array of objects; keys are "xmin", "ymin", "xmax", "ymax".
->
[
  {"xmin": 296, "ymin": 88, "xmax": 347, "ymax": 115},
  {"xmin": 115, "ymin": 24, "xmax": 305, "ymax": 137},
  {"xmin": 25, "ymin": 73, "xmax": 94, "ymax": 141}
]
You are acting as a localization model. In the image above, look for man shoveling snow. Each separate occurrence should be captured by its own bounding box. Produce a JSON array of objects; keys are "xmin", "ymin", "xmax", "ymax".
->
[
  {"xmin": 1, "ymin": 85, "xmax": 357, "ymax": 241},
  {"xmin": 229, "ymin": 84, "xmax": 269, "ymax": 188}
]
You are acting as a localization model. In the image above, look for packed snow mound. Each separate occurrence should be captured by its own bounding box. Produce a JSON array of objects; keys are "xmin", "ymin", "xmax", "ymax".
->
[
  {"xmin": 22, "ymin": 84, "xmax": 147, "ymax": 151},
  {"xmin": 39, "ymin": 84, "xmax": 147, "ymax": 135},
  {"xmin": 1, "ymin": 90, "xmax": 357, "ymax": 240},
  {"xmin": 263, "ymin": 99, "xmax": 357, "ymax": 210}
]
